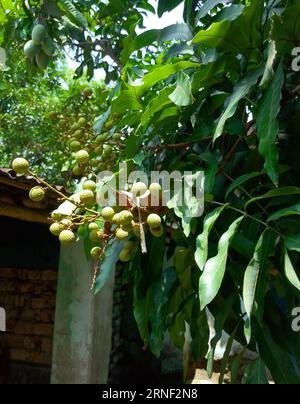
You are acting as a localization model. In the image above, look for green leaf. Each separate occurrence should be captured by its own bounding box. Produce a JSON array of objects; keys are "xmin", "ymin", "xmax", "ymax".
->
[
  {"xmin": 285, "ymin": 234, "xmax": 300, "ymax": 253},
  {"xmin": 256, "ymin": 62, "xmax": 284, "ymax": 185},
  {"xmin": 157, "ymin": 0, "xmax": 183, "ymax": 17},
  {"xmin": 260, "ymin": 41, "xmax": 277, "ymax": 88},
  {"xmin": 245, "ymin": 187, "xmax": 300, "ymax": 208},
  {"xmin": 157, "ymin": 23, "xmax": 193, "ymax": 43},
  {"xmin": 219, "ymin": 323, "xmax": 239, "ymax": 384},
  {"xmin": 58, "ymin": 0, "xmax": 87, "ymax": 28},
  {"xmin": 213, "ymin": 66, "xmax": 264, "ymax": 142},
  {"xmin": 93, "ymin": 240, "xmax": 124, "ymax": 294},
  {"xmin": 199, "ymin": 216, "xmax": 244, "ymax": 309},
  {"xmin": 242, "ymin": 359, "xmax": 269, "ymax": 384},
  {"xmin": 169, "ymin": 71, "xmax": 193, "ymax": 107},
  {"xmin": 112, "ymin": 90, "xmax": 142, "ymax": 113},
  {"xmin": 195, "ymin": 0, "xmax": 223, "ymax": 22},
  {"xmin": 267, "ymin": 203, "xmax": 300, "ymax": 222},
  {"xmin": 284, "ymin": 249, "xmax": 300, "ymax": 293},
  {"xmin": 94, "ymin": 106, "xmax": 112, "ymax": 134},
  {"xmin": 141, "ymin": 87, "xmax": 174, "ymax": 129},
  {"xmin": 225, "ymin": 172, "xmax": 261, "ymax": 199},
  {"xmin": 195, "ymin": 205, "xmax": 227, "ymax": 271}
]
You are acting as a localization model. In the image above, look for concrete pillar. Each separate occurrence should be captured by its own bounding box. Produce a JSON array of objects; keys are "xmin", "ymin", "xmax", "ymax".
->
[{"xmin": 51, "ymin": 241, "xmax": 115, "ymax": 384}]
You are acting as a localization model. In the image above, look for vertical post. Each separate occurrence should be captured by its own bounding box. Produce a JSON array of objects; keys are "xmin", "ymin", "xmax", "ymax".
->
[{"xmin": 51, "ymin": 241, "xmax": 115, "ymax": 384}]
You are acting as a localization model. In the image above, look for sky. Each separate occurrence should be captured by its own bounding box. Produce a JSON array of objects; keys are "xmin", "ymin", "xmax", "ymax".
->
[{"xmin": 68, "ymin": 2, "xmax": 184, "ymax": 80}]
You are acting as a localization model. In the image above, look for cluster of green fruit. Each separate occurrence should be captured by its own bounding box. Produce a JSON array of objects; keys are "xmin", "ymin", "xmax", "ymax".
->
[{"xmin": 24, "ymin": 24, "xmax": 55, "ymax": 69}]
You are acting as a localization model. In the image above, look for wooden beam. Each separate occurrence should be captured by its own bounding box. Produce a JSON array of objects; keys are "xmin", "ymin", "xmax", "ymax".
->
[{"xmin": 0, "ymin": 202, "xmax": 50, "ymax": 224}]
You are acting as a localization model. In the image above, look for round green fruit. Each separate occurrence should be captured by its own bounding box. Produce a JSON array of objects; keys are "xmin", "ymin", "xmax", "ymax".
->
[
  {"xmin": 47, "ymin": 111, "xmax": 57, "ymax": 120},
  {"xmin": 90, "ymin": 247, "xmax": 102, "ymax": 259},
  {"xmin": 150, "ymin": 225, "xmax": 164, "ymax": 238},
  {"xmin": 119, "ymin": 210, "xmax": 134, "ymax": 226},
  {"xmin": 116, "ymin": 228, "xmax": 129, "ymax": 240},
  {"xmin": 112, "ymin": 133, "xmax": 122, "ymax": 141},
  {"xmin": 88, "ymin": 222, "xmax": 99, "ymax": 231},
  {"xmin": 119, "ymin": 249, "xmax": 131, "ymax": 263},
  {"xmin": 147, "ymin": 213, "xmax": 162, "ymax": 229},
  {"xmin": 83, "ymin": 180, "xmax": 97, "ymax": 192},
  {"xmin": 83, "ymin": 87, "xmax": 93, "ymax": 97},
  {"xmin": 76, "ymin": 150, "xmax": 90, "ymax": 165},
  {"xmin": 94, "ymin": 146, "xmax": 103, "ymax": 156},
  {"xmin": 36, "ymin": 51, "xmax": 50, "ymax": 69},
  {"xmin": 29, "ymin": 186, "xmax": 45, "ymax": 202},
  {"xmin": 24, "ymin": 40, "xmax": 40, "ymax": 58},
  {"xmin": 78, "ymin": 117, "xmax": 86, "ymax": 127},
  {"xmin": 60, "ymin": 219, "xmax": 72, "ymax": 229},
  {"xmin": 59, "ymin": 230, "xmax": 76, "ymax": 245},
  {"xmin": 72, "ymin": 166, "xmax": 82, "ymax": 176},
  {"xmin": 149, "ymin": 182, "xmax": 162, "ymax": 194},
  {"xmin": 79, "ymin": 190, "xmax": 95, "ymax": 205},
  {"xmin": 101, "ymin": 207, "xmax": 115, "ymax": 222},
  {"xmin": 70, "ymin": 140, "xmax": 81, "ymax": 152},
  {"xmin": 89, "ymin": 229, "xmax": 104, "ymax": 243},
  {"xmin": 131, "ymin": 182, "xmax": 148, "ymax": 197},
  {"xmin": 12, "ymin": 158, "xmax": 29, "ymax": 175},
  {"xmin": 123, "ymin": 241, "xmax": 135, "ymax": 251},
  {"xmin": 32, "ymin": 24, "xmax": 46, "ymax": 45},
  {"xmin": 102, "ymin": 145, "xmax": 113, "ymax": 158},
  {"xmin": 49, "ymin": 223, "xmax": 63, "ymax": 236}
]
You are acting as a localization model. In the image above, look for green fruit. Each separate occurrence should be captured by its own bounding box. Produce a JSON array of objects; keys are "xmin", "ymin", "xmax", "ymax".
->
[
  {"xmin": 24, "ymin": 40, "xmax": 40, "ymax": 58},
  {"xmin": 112, "ymin": 213, "xmax": 122, "ymax": 225},
  {"xmin": 104, "ymin": 120, "xmax": 114, "ymax": 131},
  {"xmin": 29, "ymin": 186, "xmax": 45, "ymax": 202},
  {"xmin": 102, "ymin": 145, "xmax": 113, "ymax": 158},
  {"xmin": 112, "ymin": 133, "xmax": 122, "ymax": 141},
  {"xmin": 32, "ymin": 24, "xmax": 46, "ymax": 45},
  {"xmin": 36, "ymin": 51, "xmax": 50, "ymax": 69},
  {"xmin": 78, "ymin": 117, "xmax": 86, "ymax": 127},
  {"xmin": 79, "ymin": 190, "xmax": 95, "ymax": 205},
  {"xmin": 76, "ymin": 150, "xmax": 90, "ymax": 164},
  {"xmin": 91, "ymin": 247, "xmax": 102, "ymax": 259},
  {"xmin": 150, "ymin": 225, "xmax": 164, "ymax": 238},
  {"xmin": 88, "ymin": 222, "xmax": 99, "ymax": 231},
  {"xmin": 100, "ymin": 133, "xmax": 109, "ymax": 142},
  {"xmin": 60, "ymin": 219, "xmax": 72, "ymax": 229},
  {"xmin": 121, "ymin": 223, "xmax": 133, "ymax": 232},
  {"xmin": 74, "ymin": 130, "xmax": 82, "ymax": 139},
  {"xmin": 149, "ymin": 183, "xmax": 162, "ymax": 194},
  {"xmin": 131, "ymin": 182, "xmax": 148, "ymax": 197},
  {"xmin": 101, "ymin": 207, "xmax": 115, "ymax": 222},
  {"xmin": 49, "ymin": 223, "xmax": 63, "ymax": 236},
  {"xmin": 119, "ymin": 210, "xmax": 134, "ymax": 226},
  {"xmin": 47, "ymin": 111, "xmax": 57, "ymax": 120},
  {"xmin": 72, "ymin": 166, "xmax": 82, "ymax": 176},
  {"xmin": 71, "ymin": 122, "xmax": 81, "ymax": 131},
  {"xmin": 132, "ymin": 223, "xmax": 141, "ymax": 238},
  {"xmin": 41, "ymin": 34, "xmax": 55, "ymax": 56},
  {"xmin": 83, "ymin": 180, "xmax": 97, "ymax": 192},
  {"xmin": 12, "ymin": 158, "xmax": 29, "ymax": 175},
  {"xmin": 51, "ymin": 211, "xmax": 64, "ymax": 221},
  {"xmin": 58, "ymin": 119, "xmax": 66, "ymax": 127},
  {"xmin": 147, "ymin": 213, "xmax": 161, "ymax": 229},
  {"xmin": 116, "ymin": 228, "xmax": 129, "ymax": 240},
  {"xmin": 83, "ymin": 87, "xmax": 93, "ymax": 97},
  {"xmin": 94, "ymin": 146, "xmax": 103, "ymax": 156},
  {"xmin": 70, "ymin": 140, "xmax": 81, "ymax": 152},
  {"xmin": 119, "ymin": 249, "xmax": 131, "ymax": 263},
  {"xmin": 59, "ymin": 230, "xmax": 76, "ymax": 245},
  {"xmin": 123, "ymin": 241, "xmax": 135, "ymax": 251},
  {"xmin": 89, "ymin": 229, "xmax": 104, "ymax": 243}
]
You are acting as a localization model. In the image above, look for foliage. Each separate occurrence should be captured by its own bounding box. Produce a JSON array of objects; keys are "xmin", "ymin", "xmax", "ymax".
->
[{"xmin": 3, "ymin": 0, "xmax": 300, "ymax": 384}]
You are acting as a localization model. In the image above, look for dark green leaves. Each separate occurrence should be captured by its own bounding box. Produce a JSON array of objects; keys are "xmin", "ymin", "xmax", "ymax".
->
[
  {"xmin": 256, "ymin": 63, "xmax": 284, "ymax": 185},
  {"xmin": 158, "ymin": 0, "xmax": 183, "ymax": 17}
]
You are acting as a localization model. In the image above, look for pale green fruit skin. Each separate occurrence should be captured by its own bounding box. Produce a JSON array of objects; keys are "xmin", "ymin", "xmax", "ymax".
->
[
  {"xmin": 112, "ymin": 133, "xmax": 122, "ymax": 141},
  {"xmin": 150, "ymin": 225, "xmax": 164, "ymax": 238},
  {"xmin": 131, "ymin": 182, "xmax": 148, "ymax": 197},
  {"xmin": 36, "ymin": 51, "xmax": 50, "ymax": 69},
  {"xmin": 59, "ymin": 230, "xmax": 76, "ymax": 245},
  {"xmin": 29, "ymin": 186, "xmax": 45, "ymax": 202},
  {"xmin": 51, "ymin": 211, "xmax": 64, "ymax": 221},
  {"xmin": 49, "ymin": 223, "xmax": 63, "ymax": 236},
  {"xmin": 70, "ymin": 141, "xmax": 81, "ymax": 152},
  {"xmin": 149, "ymin": 183, "xmax": 162, "ymax": 194},
  {"xmin": 112, "ymin": 213, "xmax": 122, "ymax": 225},
  {"xmin": 12, "ymin": 158, "xmax": 29, "ymax": 175},
  {"xmin": 91, "ymin": 247, "xmax": 102, "ymax": 259},
  {"xmin": 76, "ymin": 150, "xmax": 90, "ymax": 164},
  {"xmin": 47, "ymin": 111, "xmax": 57, "ymax": 120},
  {"xmin": 119, "ymin": 211, "xmax": 134, "ymax": 226},
  {"xmin": 89, "ymin": 229, "xmax": 104, "ymax": 243},
  {"xmin": 79, "ymin": 190, "xmax": 95, "ymax": 205},
  {"xmin": 72, "ymin": 166, "xmax": 82, "ymax": 176},
  {"xmin": 32, "ymin": 24, "xmax": 46, "ymax": 45},
  {"xmin": 101, "ymin": 207, "xmax": 115, "ymax": 222},
  {"xmin": 24, "ymin": 40, "xmax": 40, "ymax": 58},
  {"xmin": 78, "ymin": 117, "xmax": 86, "ymax": 127},
  {"xmin": 83, "ymin": 87, "xmax": 93, "ymax": 97},
  {"xmin": 94, "ymin": 146, "xmax": 103, "ymax": 156},
  {"xmin": 147, "ymin": 213, "xmax": 162, "ymax": 229},
  {"xmin": 60, "ymin": 219, "xmax": 72, "ymax": 229},
  {"xmin": 83, "ymin": 180, "xmax": 97, "ymax": 192},
  {"xmin": 121, "ymin": 223, "xmax": 133, "ymax": 232},
  {"xmin": 116, "ymin": 229, "xmax": 129, "ymax": 240},
  {"xmin": 88, "ymin": 222, "xmax": 99, "ymax": 231},
  {"xmin": 119, "ymin": 249, "xmax": 131, "ymax": 263},
  {"xmin": 41, "ymin": 34, "xmax": 55, "ymax": 56}
]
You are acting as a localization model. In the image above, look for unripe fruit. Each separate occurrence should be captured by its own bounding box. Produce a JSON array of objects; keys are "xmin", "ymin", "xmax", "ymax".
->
[
  {"xmin": 102, "ymin": 145, "xmax": 113, "ymax": 158},
  {"xmin": 149, "ymin": 182, "xmax": 162, "ymax": 194},
  {"xmin": 24, "ymin": 40, "xmax": 40, "ymax": 58},
  {"xmin": 83, "ymin": 87, "xmax": 93, "ymax": 97},
  {"xmin": 88, "ymin": 222, "xmax": 99, "ymax": 231},
  {"xmin": 83, "ymin": 180, "xmax": 97, "ymax": 192},
  {"xmin": 121, "ymin": 223, "xmax": 133, "ymax": 232},
  {"xmin": 147, "ymin": 213, "xmax": 161, "ymax": 229},
  {"xmin": 101, "ymin": 207, "xmax": 115, "ymax": 222},
  {"xmin": 47, "ymin": 111, "xmax": 57, "ymax": 120},
  {"xmin": 112, "ymin": 133, "xmax": 122, "ymax": 141},
  {"xmin": 79, "ymin": 190, "xmax": 95, "ymax": 205},
  {"xmin": 78, "ymin": 117, "xmax": 86, "ymax": 127},
  {"xmin": 12, "ymin": 158, "xmax": 29, "ymax": 175},
  {"xmin": 72, "ymin": 166, "xmax": 82, "ymax": 176},
  {"xmin": 91, "ymin": 247, "xmax": 102, "ymax": 259},
  {"xmin": 120, "ymin": 210, "xmax": 134, "ymax": 226},
  {"xmin": 70, "ymin": 140, "xmax": 81, "ymax": 152},
  {"xmin": 51, "ymin": 211, "xmax": 64, "ymax": 221},
  {"xmin": 119, "ymin": 249, "xmax": 131, "ymax": 263},
  {"xmin": 59, "ymin": 230, "xmax": 76, "ymax": 245},
  {"xmin": 74, "ymin": 130, "xmax": 82, "ymax": 138},
  {"xmin": 123, "ymin": 241, "xmax": 135, "ymax": 251},
  {"xmin": 94, "ymin": 146, "xmax": 103, "ymax": 156},
  {"xmin": 89, "ymin": 229, "xmax": 104, "ymax": 243},
  {"xmin": 150, "ymin": 225, "xmax": 164, "ymax": 238},
  {"xmin": 60, "ymin": 219, "xmax": 72, "ymax": 229},
  {"xmin": 76, "ymin": 150, "xmax": 89, "ymax": 164},
  {"xmin": 36, "ymin": 51, "xmax": 50, "ymax": 69},
  {"xmin": 41, "ymin": 34, "xmax": 55, "ymax": 56},
  {"xmin": 29, "ymin": 186, "xmax": 45, "ymax": 202},
  {"xmin": 116, "ymin": 228, "xmax": 129, "ymax": 240},
  {"xmin": 32, "ymin": 24, "xmax": 46, "ymax": 45},
  {"xmin": 132, "ymin": 222, "xmax": 141, "ymax": 238},
  {"xmin": 104, "ymin": 120, "xmax": 114, "ymax": 131},
  {"xmin": 131, "ymin": 182, "xmax": 148, "ymax": 197},
  {"xmin": 49, "ymin": 223, "xmax": 63, "ymax": 236},
  {"xmin": 112, "ymin": 213, "xmax": 122, "ymax": 225}
]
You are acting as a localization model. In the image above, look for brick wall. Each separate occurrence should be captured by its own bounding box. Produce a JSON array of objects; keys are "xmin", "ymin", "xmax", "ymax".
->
[{"xmin": 0, "ymin": 267, "xmax": 57, "ymax": 367}]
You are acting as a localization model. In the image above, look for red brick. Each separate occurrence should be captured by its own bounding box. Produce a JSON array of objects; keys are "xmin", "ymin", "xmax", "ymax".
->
[
  {"xmin": 32, "ymin": 298, "xmax": 46, "ymax": 309},
  {"xmin": 41, "ymin": 338, "xmax": 53, "ymax": 353},
  {"xmin": 0, "ymin": 268, "xmax": 18, "ymax": 279},
  {"xmin": 21, "ymin": 309, "xmax": 35, "ymax": 320},
  {"xmin": 42, "ymin": 270, "xmax": 57, "ymax": 282},
  {"xmin": 0, "ymin": 280, "xmax": 15, "ymax": 292},
  {"xmin": 10, "ymin": 349, "xmax": 30, "ymax": 362},
  {"xmin": 33, "ymin": 323, "xmax": 53, "ymax": 337},
  {"xmin": 27, "ymin": 270, "xmax": 41, "ymax": 281},
  {"xmin": 18, "ymin": 282, "xmax": 34, "ymax": 294},
  {"xmin": 15, "ymin": 321, "xmax": 33, "ymax": 335},
  {"xmin": 14, "ymin": 295, "xmax": 25, "ymax": 308}
]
